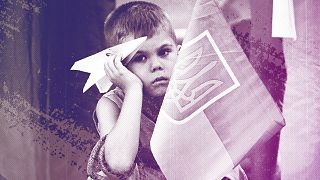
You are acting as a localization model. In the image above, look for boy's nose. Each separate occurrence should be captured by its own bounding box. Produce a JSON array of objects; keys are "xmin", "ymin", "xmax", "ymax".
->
[{"xmin": 150, "ymin": 57, "xmax": 164, "ymax": 72}]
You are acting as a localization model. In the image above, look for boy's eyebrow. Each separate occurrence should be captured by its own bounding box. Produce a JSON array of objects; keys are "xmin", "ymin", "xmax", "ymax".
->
[
  {"xmin": 158, "ymin": 43, "xmax": 173, "ymax": 50},
  {"xmin": 134, "ymin": 43, "xmax": 174, "ymax": 54},
  {"xmin": 134, "ymin": 50, "xmax": 145, "ymax": 55}
]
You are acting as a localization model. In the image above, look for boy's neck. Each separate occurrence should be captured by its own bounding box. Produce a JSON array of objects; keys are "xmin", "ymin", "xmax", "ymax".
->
[{"xmin": 142, "ymin": 95, "xmax": 164, "ymax": 123}]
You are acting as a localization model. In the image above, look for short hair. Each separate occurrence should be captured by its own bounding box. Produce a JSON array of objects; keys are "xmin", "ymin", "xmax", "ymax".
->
[{"xmin": 104, "ymin": 1, "xmax": 177, "ymax": 48}]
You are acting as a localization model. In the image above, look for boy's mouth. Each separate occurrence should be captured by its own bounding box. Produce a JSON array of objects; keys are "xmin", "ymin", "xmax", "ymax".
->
[{"xmin": 152, "ymin": 76, "xmax": 169, "ymax": 85}]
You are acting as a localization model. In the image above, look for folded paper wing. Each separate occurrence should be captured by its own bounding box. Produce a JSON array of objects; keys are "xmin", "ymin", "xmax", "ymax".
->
[
  {"xmin": 150, "ymin": 0, "xmax": 285, "ymax": 179},
  {"xmin": 70, "ymin": 36, "xmax": 147, "ymax": 93}
]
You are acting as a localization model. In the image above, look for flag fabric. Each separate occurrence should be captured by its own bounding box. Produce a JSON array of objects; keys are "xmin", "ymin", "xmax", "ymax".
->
[
  {"xmin": 150, "ymin": 0, "xmax": 285, "ymax": 179},
  {"xmin": 279, "ymin": 0, "xmax": 320, "ymax": 178}
]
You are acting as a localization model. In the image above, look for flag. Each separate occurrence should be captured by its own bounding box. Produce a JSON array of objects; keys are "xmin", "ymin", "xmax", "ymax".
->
[{"xmin": 150, "ymin": 0, "xmax": 285, "ymax": 179}]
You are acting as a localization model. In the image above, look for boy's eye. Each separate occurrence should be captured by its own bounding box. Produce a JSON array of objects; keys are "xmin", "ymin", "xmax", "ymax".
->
[
  {"xmin": 159, "ymin": 48, "xmax": 172, "ymax": 57},
  {"xmin": 132, "ymin": 54, "xmax": 147, "ymax": 62}
]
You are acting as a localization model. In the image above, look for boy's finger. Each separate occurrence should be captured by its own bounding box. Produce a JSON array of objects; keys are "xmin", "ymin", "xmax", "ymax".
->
[
  {"xmin": 114, "ymin": 57, "xmax": 122, "ymax": 73},
  {"xmin": 112, "ymin": 55, "xmax": 122, "ymax": 76},
  {"xmin": 115, "ymin": 56, "xmax": 128, "ymax": 74},
  {"xmin": 106, "ymin": 55, "xmax": 118, "ymax": 75},
  {"xmin": 104, "ymin": 62, "xmax": 111, "ymax": 78}
]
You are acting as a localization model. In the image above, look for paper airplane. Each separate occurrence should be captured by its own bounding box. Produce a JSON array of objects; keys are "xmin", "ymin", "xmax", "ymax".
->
[{"xmin": 71, "ymin": 36, "xmax": 147, "ymax": 93}]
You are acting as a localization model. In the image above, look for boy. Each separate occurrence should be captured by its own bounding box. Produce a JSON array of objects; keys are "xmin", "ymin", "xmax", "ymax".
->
[
  {"xmin": 87, "ymin": 2, "xmax": 179, "ymax": 179},
  {"xmin": 87, "ymin": 1, "xmax": 246, "ymax": 179}
]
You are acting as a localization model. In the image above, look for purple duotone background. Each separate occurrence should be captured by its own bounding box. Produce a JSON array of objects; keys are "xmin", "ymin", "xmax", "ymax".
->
[{"xmin": 0, "ymin": 0, "xmax": 319, "ymax": 179}]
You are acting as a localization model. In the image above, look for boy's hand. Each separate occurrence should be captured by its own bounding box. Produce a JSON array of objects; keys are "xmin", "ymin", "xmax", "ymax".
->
[{"xmin": 104, "ymin": 54, "xmax": 143, "ymax": 93}]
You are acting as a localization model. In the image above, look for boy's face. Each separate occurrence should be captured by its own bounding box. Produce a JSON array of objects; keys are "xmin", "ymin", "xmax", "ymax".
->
[{"xmin": 124, "ymin": 30, "xmax": 179, "ymax": 97}]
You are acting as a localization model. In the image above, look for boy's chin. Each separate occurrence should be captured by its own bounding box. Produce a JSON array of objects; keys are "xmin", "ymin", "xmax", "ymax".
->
[{"xmin": 144, "ymin": 87, "xmax": 167, "ymax": 97}]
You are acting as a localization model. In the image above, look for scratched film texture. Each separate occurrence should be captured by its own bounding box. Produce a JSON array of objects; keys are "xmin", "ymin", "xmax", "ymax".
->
[{"xmin": 0, "ymin": 1, "xmax": 114, "ymax": 179}]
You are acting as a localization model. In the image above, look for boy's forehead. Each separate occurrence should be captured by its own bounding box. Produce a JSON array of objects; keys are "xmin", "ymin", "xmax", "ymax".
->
[
  {"xmin": 122, "ymin": 31, "xmax": 176, "ymax": 64},
  {"xmin": 123, "ymin": 31, "xmax": 175, "ymax": 49}
]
